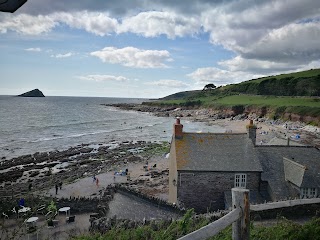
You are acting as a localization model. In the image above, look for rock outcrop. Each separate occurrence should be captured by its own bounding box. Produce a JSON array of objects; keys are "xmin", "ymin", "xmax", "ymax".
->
[{"xmin": 18, "ymin": 89, "xmax": 45, "ymax": 97}]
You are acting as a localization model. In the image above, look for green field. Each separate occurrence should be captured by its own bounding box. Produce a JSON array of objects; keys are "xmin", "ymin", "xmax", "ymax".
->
[
  {"xmin": 214, "ymin": 95, "xmax": 320, "ymax": 107},
  {"xmin": 240, "ymin": 68, "xmax": 320, "ymax": 84},
  {"xmin": 154, "ymin": 95, "xmax": 320, "ymax": 108}
]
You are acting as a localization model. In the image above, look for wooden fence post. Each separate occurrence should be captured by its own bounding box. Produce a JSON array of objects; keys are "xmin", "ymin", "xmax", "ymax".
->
[{"xmin": 232, "ymin": 188, "xmax": 250, "ymax": 240}]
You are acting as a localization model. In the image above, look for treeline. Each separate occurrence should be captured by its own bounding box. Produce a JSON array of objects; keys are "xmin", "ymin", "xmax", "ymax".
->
[{"xmin": 226, "ymin": 75, "xmax": 320, "ymax": 96}]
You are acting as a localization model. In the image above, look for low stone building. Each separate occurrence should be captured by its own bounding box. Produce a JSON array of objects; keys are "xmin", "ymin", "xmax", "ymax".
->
[
  {"xmin": 257, "ymin": 146, "xmax": 320, "ymax": 200},
  {"xmin": 168, "ymin": 119, "xmax": 320, "ymax": 213}
]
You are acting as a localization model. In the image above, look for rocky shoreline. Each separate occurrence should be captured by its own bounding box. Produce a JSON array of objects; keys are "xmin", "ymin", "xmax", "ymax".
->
[
  {"xmin": 103, "ymin": 103, "xmax": 320, "ymax": 148},
  {"xmin": 0, "ymin": 140, "xmax": 170, "ymax": 199}
]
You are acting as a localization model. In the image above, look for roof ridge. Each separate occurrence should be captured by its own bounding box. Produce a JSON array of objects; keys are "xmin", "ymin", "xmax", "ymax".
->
[
  {"xmin": 255, "ymin": 145, "xmax": 317, "ymax": 149},
  {"xmin": 183, "ymin": 132, "xmax": 247, "ymax": 135}
]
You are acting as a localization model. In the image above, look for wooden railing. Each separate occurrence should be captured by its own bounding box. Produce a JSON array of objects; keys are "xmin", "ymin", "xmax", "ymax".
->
[
  {"xmin": 250, "ymin": 197, "xmax": 320, "ymax": 211},
  {"xmin": 178, "ymin": 188, "xmax": 320, "ymax": 240}
]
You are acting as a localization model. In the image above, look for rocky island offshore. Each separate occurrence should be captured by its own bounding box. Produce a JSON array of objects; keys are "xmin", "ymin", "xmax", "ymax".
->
[{"xmin": 17, "ymin": 88, "xmax": 45, "ymax": 97}]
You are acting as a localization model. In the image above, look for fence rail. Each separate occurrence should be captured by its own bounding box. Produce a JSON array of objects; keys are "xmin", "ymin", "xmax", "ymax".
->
[
  {"xmin": 178, "ymin": 189, "xmax": 320, "ymax": 240},
  {"xmin": 178, "ymin": 208, "xmax": 241, "ymax": 240},
  {"xmin": 250, "ymin": 197, "xmax": 320, "ymax": 211}
]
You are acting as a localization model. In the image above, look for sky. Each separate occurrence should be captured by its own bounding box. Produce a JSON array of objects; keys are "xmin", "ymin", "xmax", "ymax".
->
[{"xmin": 0, "ymin": 0, "xmax": 320, "ymax": 98}]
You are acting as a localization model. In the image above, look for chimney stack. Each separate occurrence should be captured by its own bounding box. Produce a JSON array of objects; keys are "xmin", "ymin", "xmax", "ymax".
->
[
  {"xmin": 246, "ymin": 119, "xmax": 257, "ymax": 145},
  {"xmin": 174, "ymin": 118, "xmax": 183, "ymax": 139}
]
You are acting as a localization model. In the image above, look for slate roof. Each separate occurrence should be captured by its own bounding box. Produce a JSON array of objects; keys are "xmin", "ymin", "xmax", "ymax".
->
[
  {"xmin": 174, "ymin": 133, "xmax": 262, "ymax": 172},
  {"xmin": 256, "ymin": 146, "xmax": 320, "ymax": 199},
  {"xmin": 283, "ymin": 157, "xmax": 306, "ymax": 187}
]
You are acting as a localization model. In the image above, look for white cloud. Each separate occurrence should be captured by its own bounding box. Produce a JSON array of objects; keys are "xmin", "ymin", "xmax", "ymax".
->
[
  {"xmin": 0, "ymin": 10, "xmax": 199, "ymax": 39},
  {"xmin": 90, "ymin": 47, "xmax": 171, "ymax": 68},
  {"xmin": 77, "ymin": 74, "xmax": 128, "ymax": 82},
  {"xmin": 1, "ymin": 0, "xmax": 319, "ymax": 78},
  {"xmin": 52, "ymin": 11, "xmax": 118, "ymax": 36},
  {"xmin": 147, "ymin": 79, "xmax": 189, "ymax": 88},
  {"xmin": 51, "ymin": 52, "xmax": 73, "ymax": 58},
  {"xmin": 214, "ymin": 21, "xmax": 320, "ymax": 74},
  {"xmin": 241, "ymin": 22, "xmax": 320, "ymax": 63},
  {"xmin": 219, "ymin": 56, "xmax": 296, "ymax": 74},
  {"xmin": 19, "ymin": 0, "xmax": 222, "ymax": 17},
  {"xmin": 119, "ymin": 11, "xmax": 201, "ymax": 39},
  {"xmin": 0, "ymin": 14, "xmax": 57, "ymax": 35},
  {"xmin": 298, "ymin": 60, "xmax": 320, "ymax": 71},
  {"xmin": 202, "ymin": 0, "xmax": 320, "ymax": 51},
  {"xmin": 187, "ymin": 67, "xmax": 263, "ymax": 85},
  {"xmin": 25, "ymin": 47, "xmax": 41, "ymax": 52}
]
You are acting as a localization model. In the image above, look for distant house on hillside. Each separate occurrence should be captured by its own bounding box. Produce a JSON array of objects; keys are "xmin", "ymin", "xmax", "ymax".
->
[{"xmin": 168, "ymin": 119, "xmax": 320, "ymax": 213}]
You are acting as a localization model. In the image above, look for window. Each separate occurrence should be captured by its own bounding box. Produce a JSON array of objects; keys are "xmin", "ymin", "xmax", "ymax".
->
[
  {"xmin": 301, "ymin": 188, "xmax": 318, "ymax": 198},
  {"xmin": 301, "ymin": 188, "xmax": 308, "ymax": 198},
  {"xmin": 235, "ymin": 174, "xmax": 246, "ymax": 188},
  {"xmin": 309, "ymin": 188, "xmax": 317, "ymax": 197}
]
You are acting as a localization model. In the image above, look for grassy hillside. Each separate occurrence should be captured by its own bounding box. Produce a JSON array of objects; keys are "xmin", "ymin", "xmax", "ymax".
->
[
  {"xmin": 240, "ymin": 68, "xmax": 320, "ymax": 84},
  {"xmin": 160, "ymin": 68, "xmax": 320, "ymax": 101},
  {"xmin": 160, "ymin": 69, "xmax": 320, "ymax": 101},
  {"xmin": 146, "ymin": 95, "xmax": 320, "ymax": 120},
  {"xmin": 145, "ymin": 69, "xmax": 320, "ymax": 123},
  {"xmin": 224, "ymin": 75, "xmax": 320, "ymax": 96},
  {"xmin": 214, "ymin": 95, "xmax": 320, "ymax": 107},
  {"xmin": 159, "ymin": 90, "xmax": 201, "ymax": 101}
]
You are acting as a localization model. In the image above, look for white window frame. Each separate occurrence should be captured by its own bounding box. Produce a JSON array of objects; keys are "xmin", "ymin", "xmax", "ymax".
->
[
  {"xmin": 235, "ymin": 173, "xmax": 247, "ymax": 188},
  {"xmin": 300, "ymin": 188, "xmax": 318, "ymax": 198},
  {"xmin": 309, "ymin": 188, "xmax": 317, "ymax": 197},
  {"xmin": 301, "ymin": 188, "xmax": 308, "ymax": 198}
]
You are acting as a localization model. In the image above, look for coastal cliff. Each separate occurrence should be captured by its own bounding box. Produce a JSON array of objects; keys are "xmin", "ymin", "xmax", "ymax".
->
[{"xmin": 18, "ymin": 89, "xmax": 45, "ymax": 97}]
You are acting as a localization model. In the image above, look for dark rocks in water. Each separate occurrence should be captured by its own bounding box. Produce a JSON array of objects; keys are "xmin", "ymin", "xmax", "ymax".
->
[{"xmin": 18, "ymin": 89, "xmax": 45, "ymax": 97}]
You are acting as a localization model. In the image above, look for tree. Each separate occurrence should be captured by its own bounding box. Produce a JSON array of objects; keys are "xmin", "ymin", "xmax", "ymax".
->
[{"xmin": 203, "ymin": 83, "xmax": 216, "ymax": 90}]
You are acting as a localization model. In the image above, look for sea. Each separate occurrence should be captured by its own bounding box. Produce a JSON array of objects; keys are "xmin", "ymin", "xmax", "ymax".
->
[{"xmin": 0, "ymin": 96, "xmax": 224, "ymax": 160}]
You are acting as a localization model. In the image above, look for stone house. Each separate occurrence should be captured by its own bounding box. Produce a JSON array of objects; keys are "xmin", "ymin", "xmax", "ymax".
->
[
  {"xmin": 257, "ymin": 146, "xmax": 320, "ymax": 201},
  {"xmin": 168, "ymin": 119, "xmax": 320, "ymax": 213}
]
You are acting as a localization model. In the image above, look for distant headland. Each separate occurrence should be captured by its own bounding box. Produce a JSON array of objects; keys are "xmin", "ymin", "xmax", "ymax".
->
[{"xmin": 18, "ymin": 89, "xmax": 45, "ymax": 97}]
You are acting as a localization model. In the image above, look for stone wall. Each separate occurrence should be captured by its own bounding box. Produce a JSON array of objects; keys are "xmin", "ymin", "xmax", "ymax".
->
[
  {"xmin": 116, "ymin": 184, "xmax": 185, "ymax": 214},
  {"xmin": 177, "ymin": 171, "xmax": 261, "ymax": 213},
  {"xmin": 57, "ymin": 185, "xmax": 115, "ymax": 215},
  {"xmin": 56, "ymin": 197, "xmax": 100, "ymax": 214}
]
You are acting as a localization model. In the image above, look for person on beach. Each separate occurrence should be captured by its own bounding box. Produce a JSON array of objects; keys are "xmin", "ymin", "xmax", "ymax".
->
[
  {"xmin": 59, "ymin": 181, "xmax": 62, "ymax": 190},
  {"xmin": 19, "ymin": 198, "xmax": 25, "ymax": 207},
  {"xmin": 93, "ymin": 175, "xmax": 96, "ymax": 183},
  {"xmin": 96, "ymin": 177, "xmax": 99, "ymax": 187},
  {"xmin": 55, "ymin": 184, "xmax": 59, "ymax": 195}
]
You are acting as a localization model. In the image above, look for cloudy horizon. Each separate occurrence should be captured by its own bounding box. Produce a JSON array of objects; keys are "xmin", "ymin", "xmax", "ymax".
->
[{"xmin": 1, "ymin": 0, "xmax": 319, "ymax": 98}]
